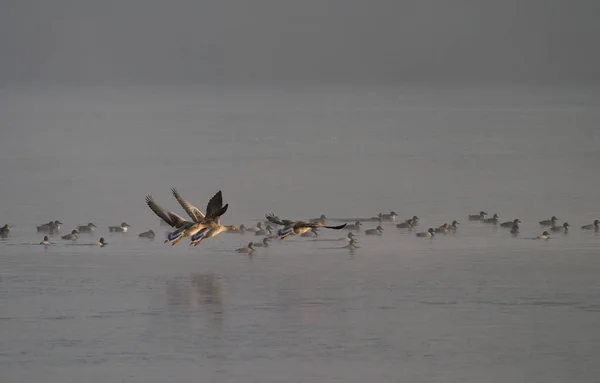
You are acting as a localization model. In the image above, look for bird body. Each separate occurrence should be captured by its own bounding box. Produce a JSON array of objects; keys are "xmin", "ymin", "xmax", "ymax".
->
[
  {"xmin": 468, "ymin": 211, "xmax": 488, "ymax": 221},
  {"xmin": 266, "ymin": 214, "xmax": 346, "ymax": 239},
  {"xmin": 416, "ymin": 228, "xmax": 435, "ymax": 237},
  {"xmin": 61, "ymin": 230, "xmax": 79, "ymax": 240}
]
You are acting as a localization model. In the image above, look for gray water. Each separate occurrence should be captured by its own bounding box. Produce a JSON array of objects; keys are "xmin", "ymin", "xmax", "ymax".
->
[{"xmin": 1, "ymin": 85, "xmax": 600, "ymax": 382}]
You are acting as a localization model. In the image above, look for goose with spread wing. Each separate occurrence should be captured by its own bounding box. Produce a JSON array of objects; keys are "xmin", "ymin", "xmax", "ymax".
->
[
  {"xmin": 168, "ymin": 188, "xmax": 229, "ymax": 245},
  {"xmin": 265, "ymin": 213, "xmax": 346, "ymax": 239},
  {"xmin": 145, "ymin": 189, "xmax": 228, "ymax": 245}
]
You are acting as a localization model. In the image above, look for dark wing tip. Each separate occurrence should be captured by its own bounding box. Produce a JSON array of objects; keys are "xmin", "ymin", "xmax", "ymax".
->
[{"xmin": 325, "ymin": 223, "xmax": 347, "ymax": 230}]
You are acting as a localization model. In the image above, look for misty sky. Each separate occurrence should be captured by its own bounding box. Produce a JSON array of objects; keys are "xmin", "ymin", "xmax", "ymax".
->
[{"xmin": 0, "ymin": 0, "xmax": 598, "ymax": 85}]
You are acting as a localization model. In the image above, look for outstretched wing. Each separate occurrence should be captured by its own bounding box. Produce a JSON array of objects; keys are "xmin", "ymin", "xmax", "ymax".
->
[
  {"xmin": 266, "ymin": 213, "xmax": 295, "ymax": 227},
  {"xmin": 167, "ymin": 212, "xmax": 189, "ymax": 228},
  {"xmin": 171, "ymin": 188, "xmax": 205, "ymax": 223},
  {"xmin": 205, "ymin": 190, "xmax": 225, "ymax": 219},
  {"xmin": 146, "ymin": 195, "xmax": 190, "ymax": 228},
  {"xmin": 324, "ymin": 223, "xmax": 347, "ymax": 230},
  {"xmin": 146, "ymin": 195, "xmax": 176, "ymax": 227}
]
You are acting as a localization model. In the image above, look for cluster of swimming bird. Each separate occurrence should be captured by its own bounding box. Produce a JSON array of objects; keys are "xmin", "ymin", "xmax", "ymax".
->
[
  {"xmin": 2, "ymin": 191, "xmax": 599, "ymax": 253},
  {"xmin": 10, "ymin": 220, "xmax": 139, "ymax": 247}
]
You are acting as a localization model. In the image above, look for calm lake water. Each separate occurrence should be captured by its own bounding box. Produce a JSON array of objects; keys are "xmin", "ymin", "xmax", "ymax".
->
[{"xmin": 1, "ymin": 84, "xmax": 600, "ymax": 382}]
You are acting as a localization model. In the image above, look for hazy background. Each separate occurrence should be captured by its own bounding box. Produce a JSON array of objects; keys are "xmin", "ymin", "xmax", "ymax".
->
[
  {"xmin": 0, "ymin": 0, "xmax": 599, "ymax": 86},
  {"xmin": 2, "ymin": 2, "xmax": 600, "ymax": 383}
]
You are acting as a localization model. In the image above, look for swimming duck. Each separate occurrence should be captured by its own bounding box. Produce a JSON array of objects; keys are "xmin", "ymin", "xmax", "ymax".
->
[
  {"xmin": 344, "ymin": 232, "xmax": 356, "ymax": 241},
  {"xmin": 449, "ymin": 220, "xmax": 459, "ymax": 232},
  {"xmin": 61, "ymin": 230, "xmax": 79, "ymax": 241},
  {"xmin": 96, "ymin": 237, "xmax": 107, "ymax": 247},
  {"xmin": 550, "ymin": 222, "xmax": 570, "ymax": 233},
  {"xmin": 309, "ymin": 214, "xmax": 328, "ymax": 224},
  {"xmin": 78, "ymin": 223, "xmax": 97, "ymax": 233},
  {"xmin": 255, "ymin": 224, "xmax": 273, "ymax": 236},
  {"xmin": 396, "ymin": 219, "xmax": 414, "ymax": 229},
  {"xmin": 535, "ymin": 231, "xmax": 551, "ymax": 240},
  {"xmin": 0, "ymin": 224, "xmax": 10, "ymax": 238},
  {"xmin": 435, "ymin": 223, "xmax": 449, "ymax": 234},
  {"xmin": 147, "ymin": 188, "xmax": 228, "ymax": 245},
  {"xmin": 108, "ymin": 222, "xmax": 131, "ymax": 233},
  {"xmin": 344, "ymin": 221, "xmax": 363, "ymax": 231},
  {"xmin": 409, "ymin": 216, "xmax": 420, "ymax": 226},
  {"xmin": 138, "ymin": 230, "xmax": 156, "ymax": 239},
  {"xmin": 416, "ymin": 228, "xmax": 435, "ymax": 237},
  {"xmin": 510, "ymin": 223, "xmax": 520, "ymax": 235},
  {"xmin": 539, "ymin": 216, "xmax": 558, "ymax": 227},
  {"xmin": 365, "ymin": 226, "xmax": 384, "ymax": 235},
  {"xmin": 301, "ymin": 227, "xmax": 319, "ymax": 237},
  {"xmin": 244, "ymin": 222, "xmax": 263, "ymax": 233},
  {"xmin": 343, "ymin": 238, "xmax": 360, "ymax": 249},
  {"xmin": 236, "ymin": 242, "xmax": 254, "ymax": 254},
  {"xmin": 468, "ymin": 211, "xmax": 488, "ymax": 221},
  {"xmin": 483, "ymin": 214, "xmax": 499, "ymax": 224},
  {"xmin": 225, "ymin": 224, "xmax": 246, "ymax": 234},
  {"xmin": 265, "ymin": 214, "xmax": 347, "ymax": 239},
  {"xmin": 500, "ymin": 219, "xmax": 521, "ymax": 228},
  {"xmin": 252, "ymin": 237, "xmax": 270, "ymax": 248},
  {"xmin": 40, "ymin": 236, "xmax": 52, "ymax": 245},
  {"xmin": 581, "ymin": 220, "xmax": 600, "ymax": 231},
  {"xmin": 37, "ymin": 220, "xmax": 62, "ymax": 233},
  {"xmin": 376, "ymin": 211, "xmax": 398, "ymax": 222}
]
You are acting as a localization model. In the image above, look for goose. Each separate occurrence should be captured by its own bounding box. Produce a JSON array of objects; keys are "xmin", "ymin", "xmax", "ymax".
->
[
  {"xmin": 189, "ymin": 221, "xmax": 239, "ymax": 246},
  {"xmin": 146, "ymin": 188, "xmax": 228, "ymax": 245},
  {"xmin": 265, "ymin": 214, "xmax": 346, "ymax": 239},
  {"xmin": 301, "ymin": 227, "xmax": 319, "ymax": 237}
]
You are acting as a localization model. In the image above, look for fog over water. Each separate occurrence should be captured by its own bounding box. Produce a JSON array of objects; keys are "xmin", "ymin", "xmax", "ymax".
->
[{"xmin": 1, "ymin": 2, "xmax": 600, "ymax": 383}]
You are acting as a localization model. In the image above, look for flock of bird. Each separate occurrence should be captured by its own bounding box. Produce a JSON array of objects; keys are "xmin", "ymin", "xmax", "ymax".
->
[{"xmin": 1, "ymin": 190, "xmax": 599, "ymax": 254}]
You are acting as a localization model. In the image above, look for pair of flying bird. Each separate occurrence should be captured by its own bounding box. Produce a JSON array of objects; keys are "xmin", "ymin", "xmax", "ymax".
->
[{"xmin": 145, "ymin": 188, "xmax": 234, "ymax": 246}]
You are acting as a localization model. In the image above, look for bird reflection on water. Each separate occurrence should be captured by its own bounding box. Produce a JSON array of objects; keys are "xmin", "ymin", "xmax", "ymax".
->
[{"xmin": 165, "ymin": 273, "xmax": 226, "ymax": 327}]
